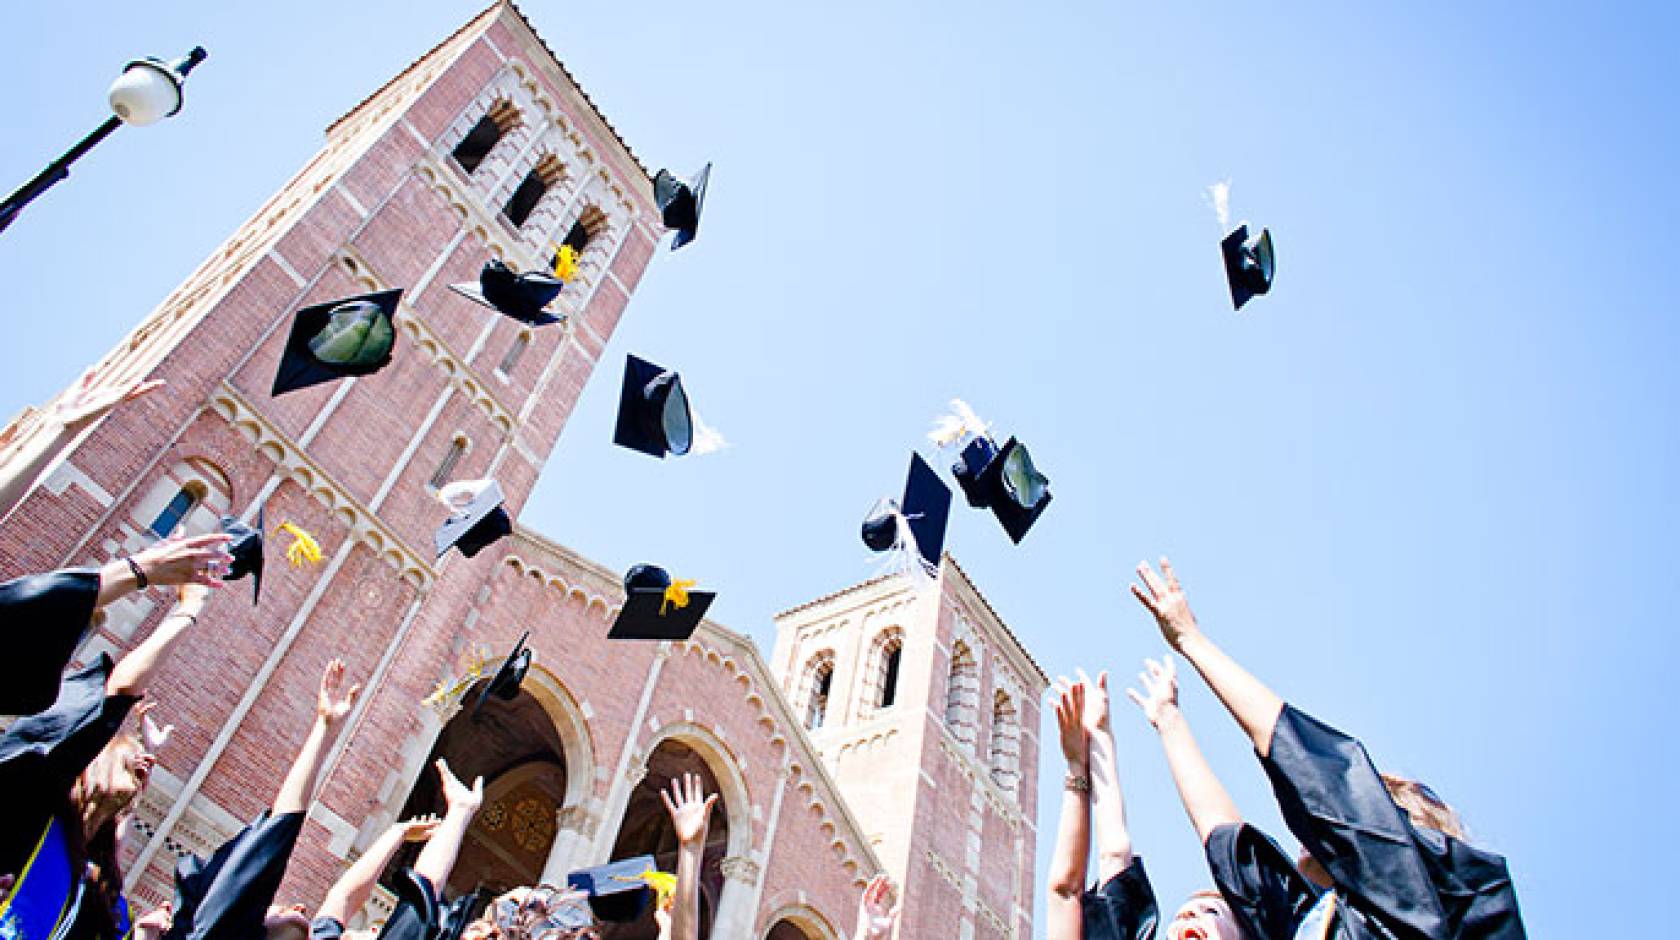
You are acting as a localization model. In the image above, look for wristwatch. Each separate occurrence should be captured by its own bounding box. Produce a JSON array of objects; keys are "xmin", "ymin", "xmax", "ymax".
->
[{"xmin": 1065, "ymin": 773, "xmax": 1091, "ymax": 793}]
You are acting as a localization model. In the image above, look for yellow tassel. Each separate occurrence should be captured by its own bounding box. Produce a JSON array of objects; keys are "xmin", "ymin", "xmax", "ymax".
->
[
  {"xmin": 660, "ymin": 578, "xmax": 697, "ymax": 616},
  {"xmin": 612, "ymin": 868, "xmax": 677, "ymax": 911},
  {"xmin": 551, "ymin": 244, "xmax": 580, "ymax": 281},
  {"xmin": 277, "ymin": 521, "xmax": 323, "ymax": 567}
]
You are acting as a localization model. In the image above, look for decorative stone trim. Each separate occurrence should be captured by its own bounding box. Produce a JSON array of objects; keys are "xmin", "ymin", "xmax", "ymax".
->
[
  {"xmin": 719, "ymin": 855, "xmax": 761, "ymax": 886},
  {"xmin": 210, "ymin": 383, "xmax": 435, "ymax": 589}
]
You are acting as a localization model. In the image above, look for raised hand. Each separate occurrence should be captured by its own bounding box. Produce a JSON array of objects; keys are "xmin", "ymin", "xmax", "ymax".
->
[
  {"xmin": 53, "ymin": 372, "xmax": 166, "ymax": 431},
  {"xmin": 135, "ymin": 700, "xmax": 174, "ymax": 751},
  {"xmin": 133, "ymin": 902, "xmax": 174, "ymax": 940},
  {"xmin": 1053, "ymin": 678, "xmax": 1088, "ymax": 766},
  {"xmin": 317, "ymin": 659, "xmax": 362, "ymax": 725},
  {"xmin": 131, "ymin": 532, "xmax": 234, "ymax": 589},
  {"xmin": 1131, "ymin": 558, "xmax": 1201, "ymax": 650},
  {"xmin": 1076, "ymin": 668, "xmax": 1110, "ymax": 733},
  {"xmin": 436, "ymin": 758, "xmax": 485, "ymax": 814},
  {"xmin": 1125, "ymin": 656, "xmax": 1180, "ymax": 730},
  {"xmin": 660, "ymin": 772, "xmax": 718, "ymax": 847},
  {"xmin": 854, "ymin": 874, "xmax": 901, "ymax": 940}
]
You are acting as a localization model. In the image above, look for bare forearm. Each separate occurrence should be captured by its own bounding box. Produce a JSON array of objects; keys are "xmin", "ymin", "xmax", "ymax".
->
[
  {"xmin": 274, "ymin": 719, "xmax": 333, "ymax": 815},
  {"xmin": 1154, "ymin": 706, "xmax": 1243, "ymax": 843},
  {"xmin": 1086, "ymin": 727, "xmax": 1132, "ymax": 880},
  {"xmin": 0, "ymin": 422, "xmax": 73, "ymax": 523},
  {"xmin": 1175, "ymin": 633, "xmax": 1284, "ymax": 757},
  {"xmin": 414, "ymin": 809, "xmax": 472, "ymax": 893},
  {"xmin": 671, "ymin": 841, "xmax": 704, "ymax": 940},
  {"xmin": 96, "ymin": 559, "xmax": 141, "ymax": 609},
  {"xmin": 106, "ymin": 608, "xmax": 195, "ymax": 697},
  {"xmin": 320, "ymin": 826, "xmax": 406, "ymax": 923},
  {"xmin": 1047, "ymin": 760, "xmax": 1090, "ymax": 899}
]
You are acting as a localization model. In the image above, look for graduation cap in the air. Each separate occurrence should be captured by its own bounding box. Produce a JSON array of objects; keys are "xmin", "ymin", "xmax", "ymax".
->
[
  {"xmin": 974, "ymin": 437, "xmax": 1052, "ymax": 543},
  {"xmin": 861, "ymin": 453, "xmax": 952, "ymax": 578},
  {"xmin": 271, "ymin": 289, "xmax": 403, "ymax": 396},
  {"xmin": 1221, "ymin": 222, "xmax": 1275, "ymax": 311},
  {"xmin": 472, "ymin": 631, "xmax": 530, "ymax": 714},
  {"xmin": 221, "ymin": 509, "xmax": 263, "ymax": 604},
  {"xmin": 608, "ymin": 564, "xmax": 714, "ymax": 641},
  {"xmin": 568, "ymin": 855, "xmax": 656, "ymax": 923},
  {"xmin": 448, "ymin": 259, "xmax": 565, "ymax": 326},
  {"xmin": 653, "ymin": 163, "xmax": 710, "ymax": 251},
  {"xmin": 613, "ymin": 354, "xmax": 694, "ymax": 458},
  {"xmin": 433, "ymin": 479, "xmax": 513, "ymax": 559}
]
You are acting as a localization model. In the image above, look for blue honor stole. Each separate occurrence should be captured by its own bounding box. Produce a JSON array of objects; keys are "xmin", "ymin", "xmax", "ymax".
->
[{"xmin": 0, "ymin": 817, "xmax": 132, "ymax": 940}]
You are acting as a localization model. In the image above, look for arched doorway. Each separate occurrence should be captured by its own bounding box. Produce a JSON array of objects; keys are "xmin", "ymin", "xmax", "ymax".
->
[
  {"xmin": 765, "ymin": 920, "xmax": 816, "ymax": 940},
  {"xmin": 601, "ymin": 738, "xmax": 732, "ymax": 939},
  {"xmin": 383, "ymin": 684, "xmax": 568, "ymax": 898}
]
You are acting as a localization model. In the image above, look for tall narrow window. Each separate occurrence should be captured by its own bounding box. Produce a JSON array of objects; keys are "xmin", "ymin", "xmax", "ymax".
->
[
  {"xmin": 497, "ymin": 331, "xmax": 530, "ymax": 375},
  {"xmin": 430, "ymin": 435, "xmax": 468, "ymax": 489},
  {"xmin": 804, "ymin": 654, "xmax": 834, "ymax": 731},
  {"xmin": 989, "ymin": 691, "xmax": 1020, "ymax": 795},
  {"xmin": 879, "ymin": 644, "xmax": 902, "ymax": 709},
  {"xmin": 148, "ymin": 484, "xmax": 201, "ymax": 538},
  {"xmin": 561, "ymin": 218, "xmax": 592, "ymax": 253},
  {"xmin": 945, "ymin": 641, "xmax": 979, "ymax": 747},
  {"xmin": 451, "ymin": 114, "xmax": 503, "ymax": 176},
  {"xmin": 503, "ymin": 171, "xmax": 547, "ymax": 228}
]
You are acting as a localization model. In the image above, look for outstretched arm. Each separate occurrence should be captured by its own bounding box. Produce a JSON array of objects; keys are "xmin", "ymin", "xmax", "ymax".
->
[
  {"xmin": 1127, "ymin": 656, "xmax": 1243, "ymax": 843},
  {"xmin": 1081, "ymin": 670, "xmax": 1133, "ymax": 882},
  {"xmin": 0, "ymin": 375, "xmax": 165, "ymax": 522},
  {"xmin": 317, "ymin": 816, "xmax": 440, "ymax": 925},
  {"xmin": 1045, "ymin": 679, "xmax": 1089, "ymax": 940},
  {"xmin": 661, "ymin": 772, "xmax": 717, "ymax": 940},
  {"xmin": 273, "ymin": 659, "xmax": 361, "ymax": 815},
  {"xmin": 107, "ymin": 583, "xmax": 211, "ymax": 697},
  {"xmin": 853, "ymin": 874, "xmax": 902, "ymax": 940},
  {"xmin": 1131, "ymin": 559, "xmax": 1285, "ymax": 757},
  {"xmin": 97, "ymin": 531, "xmax": 232, "ymax": 609},
  {"xmin": 414, "ymin": 759, "xmax": 484, "ymax": 891}
]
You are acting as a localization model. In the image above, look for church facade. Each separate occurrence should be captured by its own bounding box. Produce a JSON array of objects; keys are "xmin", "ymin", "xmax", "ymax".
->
[{"xmin": 0, "ymin": 4, "xmax": 1045, "ymax": 937}]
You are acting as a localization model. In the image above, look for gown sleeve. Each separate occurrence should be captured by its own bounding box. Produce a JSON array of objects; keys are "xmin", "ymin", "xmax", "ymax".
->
[
  {"xmin": 0, "ymin": 568, "xmax": 103, "ymax": 715},
  {"xmin": 0, "ymin": 655, "xmax": 136, "ymax": 807},
  {"xmin": 1080, "ymin": 856, "xmax": 1160, "ymax": 940},
  {"xmin": 1259, "ymin": 705, "xmax": 1448, "ymax": 937},
  {"xmin": 165, "ymin": 811, "xmax": 306, "ymax": 940},
  {"xmin": 1202, "ymin": 823, "xmax": 1321, "ymax": 940},
  {"xmin": 377, "ymin": 869, "xmax": 441, "ymax": 940}
]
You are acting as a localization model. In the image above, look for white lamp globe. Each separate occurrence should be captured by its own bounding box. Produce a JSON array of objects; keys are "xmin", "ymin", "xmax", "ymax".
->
[{"xmin": 108, "ymin": 59, "xmax": 184, "ymax": 126}]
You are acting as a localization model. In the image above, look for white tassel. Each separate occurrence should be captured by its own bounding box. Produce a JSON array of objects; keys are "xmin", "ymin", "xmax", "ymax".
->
[
  {"xmin": 873, "ymin": 508, "xmax": 939, "ymax": 590},
  {"xmin": 1205, "ymin": 178, "xmax": 1232, "ymax": 231},
  {"xmin": 690, "ymin": 409, "xmax": 728, "ymax": 456},
  {"xmin": 929, "ymin": 398, "xmax": 990, "ymax": 449}
]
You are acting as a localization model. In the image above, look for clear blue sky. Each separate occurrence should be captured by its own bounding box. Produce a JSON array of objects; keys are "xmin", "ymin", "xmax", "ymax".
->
[{"xmin": 2, "ymin": 2, "xmax": 1675, "ymax": 934}]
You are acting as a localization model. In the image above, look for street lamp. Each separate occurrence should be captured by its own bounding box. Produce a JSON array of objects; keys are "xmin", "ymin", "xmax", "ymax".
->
[{"xmin": 0, "ymin": 46, "xmax": 207, "ymax": 235}]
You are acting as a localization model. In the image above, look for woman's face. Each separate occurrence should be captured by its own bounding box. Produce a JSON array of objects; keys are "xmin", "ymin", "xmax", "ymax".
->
[
  {"xmin": 1166, "ymin": 892, "xmax": 1244, "ymax": 940},
  {"xmin": 87, "ymin": 738, "xmax": 155, "ymax": 810}
]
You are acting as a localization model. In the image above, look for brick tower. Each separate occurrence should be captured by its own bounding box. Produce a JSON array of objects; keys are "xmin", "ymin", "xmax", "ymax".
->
[
  {"xmin": 771, "ymin": 559, "xmax": 1048, "ymax": 939},
  {"xmin": 0, "ymin": 0, "xmax": 662, "ymax": 908}
]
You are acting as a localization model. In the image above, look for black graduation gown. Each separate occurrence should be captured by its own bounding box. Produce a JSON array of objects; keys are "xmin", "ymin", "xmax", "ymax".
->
[
  {"xmin": 0, "ymin": 655, "xmax": 136, "ymax": 878},
  {"xmin": 1081, "ymin": 857, "xmax": 1160, "ymax": 940},
  {"xmin": 0, "ymin": 568, "xmax": 102, "ymax": 715},
  {"xmin": 1208, "ymin": 705, "xmax": 1526, "ymax": 939},
  {"xmin": 161, "ymin": 810, "xmax": 306, "ymax": 940}
]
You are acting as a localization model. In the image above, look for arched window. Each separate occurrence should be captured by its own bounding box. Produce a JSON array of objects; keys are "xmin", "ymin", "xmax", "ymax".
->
[
  {"xmin": 861, "ymin": 628, "xmax": 904, "ymax": 714},
  {"xmin": 429, "ymin": 435, "xmax": 468, "ymax": 489},
  {"xmin": 560, "ymin": 217, "xmax": 592, "ymax": 253},
  {"xmin": 989, "ymin": 690, "xmax": 1019, "ymax": 795},
  {"xmin": 503, "ymin": 155, "xmax": 565, "ymax": 230},
  {"xmin": 147, "ymin": 481, "xmax": 206, "ymax": 538},
  {"xmin": 944, "ymin": 640, "xmax": 979, "ymax": 748},
  {"xmin": 561, "ymin": 205, "xmax": 608, "ymax": 254},
  {"xmin": 803, "ymin": 653, "xmax": 835, "ymax": 731},
  {"xmin": 497, "ymin": 331, "xmax": 530, "ymax": 376},
  {"xmin": 451, "ymin": 99, "xmax": 520, "ymax": 176}
]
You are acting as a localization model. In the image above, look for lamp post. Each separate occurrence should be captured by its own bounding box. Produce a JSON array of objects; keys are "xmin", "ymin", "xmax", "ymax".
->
[{"xmin": 0, "ymin": 46, "xmax": 207, "ymax": 235}]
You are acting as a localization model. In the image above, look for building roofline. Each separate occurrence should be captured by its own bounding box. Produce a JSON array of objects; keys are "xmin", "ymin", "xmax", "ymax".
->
[{"xmin": 325, "ymin": 1, "xmax": 652, "ymax": 183}]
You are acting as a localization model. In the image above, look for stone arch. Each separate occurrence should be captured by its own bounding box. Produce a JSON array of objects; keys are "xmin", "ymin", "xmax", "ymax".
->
[
  {"xmin": 944, "ymin": 639, "xmax": 980, "ymax": 749},
  {"xmin": 800, "ymin": 650, "xmax": 836, "ymax": 732},
  {"xmin": 857, "ymin": 626, "xmax": 904, "ymax": 718},
  {"xmin": 761, "ymin": 904, "xmax": 842, "ymax": 940}
]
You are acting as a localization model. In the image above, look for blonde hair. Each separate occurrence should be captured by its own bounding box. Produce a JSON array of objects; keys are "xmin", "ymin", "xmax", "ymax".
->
[{"xmin": 1381, "ymin": 774, "xmax": 1464, "ymax": 839}]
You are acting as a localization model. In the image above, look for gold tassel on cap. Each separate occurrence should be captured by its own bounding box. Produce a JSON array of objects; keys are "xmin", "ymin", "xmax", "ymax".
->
[{"xmin": 277, "ymin": 521, "xmax": 323, "ymax": 567}]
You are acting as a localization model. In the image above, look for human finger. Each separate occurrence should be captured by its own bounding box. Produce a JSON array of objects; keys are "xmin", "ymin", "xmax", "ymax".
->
[
  {"xmin": 1130, "ymin": 583, "xmax": 1159, "ymax": 615},
  {"xmin": 1137, "ymin": 561, "xmax": 1168, "ymax": 599},
  {"xmin": 123, "ymin": 379, "xmax": 167, "ymax": 402},
  {"xmin": 1161, "ymin": 557, "xmax": 1180, "ymax": 591}
]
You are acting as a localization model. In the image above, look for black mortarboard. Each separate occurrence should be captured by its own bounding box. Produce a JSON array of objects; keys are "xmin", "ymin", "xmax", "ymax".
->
[
  {"xmin": 861, "ymin": 453, "xmax": 952, "ymax": 572},
  {"xmin": 613, "ymin": 354, "xmax": 693, "ymax": 459},
  {"xmin": 270, "ymin": 289, "xmax": 403, "ymax": 396},
  {"xmin": 221, "ymin": 509, "xmax": 263, "ymax": 604},
  {"xmin": 951, "ymin": 436, "xmax": 999, "ymax": 509},
  {"xmin": 607, "ymin": 564, "xmax": 714, "ymax": 641},
  {"xmin": 653, "ymin": 164, "xmax": 711, "ymax": 251},
  {"xmin": 976, "ymin": 437, "xmax": 1052, "ymax": 543},
  {"xmin": 433, "ymin": 480, "xmax": 513, "ymax": 559},
  {"xmin": 447, "ymin": 259, "xmax": 564, "ymax": 326},
  {"xmin": 1221, "ymin": 222, "xmax": 1275, "ymax": 311},
  {"xmin": 567, "ymin": 856, "xmax": 655, "ymax": 923},
  {"xmin": 473, "ymin": 631, "xmax": 531, "ymax": 714}
]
